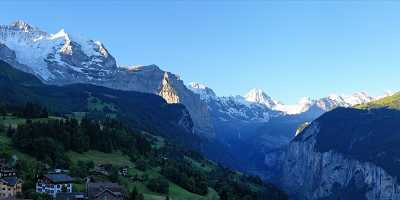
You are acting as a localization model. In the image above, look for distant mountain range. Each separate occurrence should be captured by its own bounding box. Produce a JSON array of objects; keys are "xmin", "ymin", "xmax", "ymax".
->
[
  {"xmin": 0, "ymin": 20, "xmax": 396, "ymax": 177},
  {"xmin": 187, "ymin": 82, "xmax": 392, "ymax": 175},
  {"xmin": 188, "ymin": 82, "xmax": 393, "ymax": 117},
  {"xmin": 0, "ymin": 60, "xmax": 290, "ymax": 200}
]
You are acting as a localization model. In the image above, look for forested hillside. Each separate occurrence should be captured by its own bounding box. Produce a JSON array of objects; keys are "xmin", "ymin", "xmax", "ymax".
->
[{"xmin": 0, "ymin": 60, "xmax": 288, "ymax": 200}]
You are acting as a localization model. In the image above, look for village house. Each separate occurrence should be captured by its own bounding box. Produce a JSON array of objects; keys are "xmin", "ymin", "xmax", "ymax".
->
[
  {"xmin": 0, "ymin": 177, "xmax": 22, "ymax": 198},
  {"xmin": 36, "ymin": 173, "xmax": 73, "ymax": 198},
  {"xmin": 0, "ymin": 169, "xmax": 16, "ymax": 179},
  {"xmin": 87, "ymin": 182, "xmax": 126, "ymax": 200},
  {"xmin": 0, "ymin": 160, "xmax": 16, "ymax": 179}
]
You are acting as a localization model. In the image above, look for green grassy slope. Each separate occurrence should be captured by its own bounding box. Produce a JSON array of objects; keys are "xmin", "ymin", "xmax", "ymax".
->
[
  {"xmin": 0, "ymin": 116, "xmax": 36, "ymax": 164},
  {"xmin": 0, "ymin": 115, "xmax": 219, "ymax": 200},
  {"xmin": 67, "ymin": 151, "xmax": 219, "ymax": 200},
  {"xmin": 1, "ymin": 114, "xmax": 286, "ymax": 200},
  {"xmin": 0, "ymin": 60, "xmax": 200, "ymax": 151},
  {"xmin": 356, "ymin": 92, "xmax": 400, "ymax": 109},
  {"xmin": 0, "ymin": 60, "xmax": 289, "ymax": 200}
]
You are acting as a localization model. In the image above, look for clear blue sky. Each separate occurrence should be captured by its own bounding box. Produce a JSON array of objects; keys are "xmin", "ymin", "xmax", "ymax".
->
[{"xmin": 1, "ymin": 0, "xmax": 399, "ymax": 104}]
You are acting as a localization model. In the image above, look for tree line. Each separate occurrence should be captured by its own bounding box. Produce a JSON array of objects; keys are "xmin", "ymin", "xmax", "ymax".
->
[
  {"xmin": 11, "ymin": 118, "xmax": 151, "ymax": 168},
  {"xmin": 1, "ymin": 102, "xmax": 289, "ymax": 200},
  {"xmin": 0, "ymin": 102, "xmax": 48, "ymax": 118}
]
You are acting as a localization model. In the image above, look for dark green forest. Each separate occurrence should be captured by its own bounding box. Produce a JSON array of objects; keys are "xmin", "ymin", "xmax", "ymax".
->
[{"xmin": 0, "ymin": 60, "xmax": 288, "ymax": 200}]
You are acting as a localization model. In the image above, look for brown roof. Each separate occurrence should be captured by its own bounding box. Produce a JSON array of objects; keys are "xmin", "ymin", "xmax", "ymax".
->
[{"xmin": 87, "ymin": 182, "xmax": 126, "ymax": 200}]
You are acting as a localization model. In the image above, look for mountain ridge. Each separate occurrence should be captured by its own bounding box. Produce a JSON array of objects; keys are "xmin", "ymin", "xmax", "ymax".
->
[
  {"xmin": 0, "ymin": 59, "xmax": 289, "ymax": 200},
  {"xmin": 279, "ymin": 105, "xmax": 400, "ymax": 200},
  {"xmin": 187, "ymin": 82, "xmax": 395, "ymax": 177},
  {"xmin": 187, "ymin": 81, "xmax": 390, "ymax": 118},
  {"xmin": 2, "ymin": 20, "xmax": 398, "ymax": 182},
  {"xmin": 0, "ymin": 20, "xmax": 215, "ymax": 138}
]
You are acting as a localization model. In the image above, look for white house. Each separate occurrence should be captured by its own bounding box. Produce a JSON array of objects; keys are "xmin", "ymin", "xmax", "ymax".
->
[{"xmin": 36, "ymin": 173, "xmax": 73, "ymax": 197}]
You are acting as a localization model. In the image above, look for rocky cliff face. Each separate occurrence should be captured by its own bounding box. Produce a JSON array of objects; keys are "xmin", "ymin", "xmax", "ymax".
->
[
  {"xmin": 187, "ymin": 82, "xmax": 391, "ymax": 175},
  {"xmin": 105, "ymin": 67, "xmax": 214, "ymax": 137},
  {"xmin": 280, "ymin": 117, "xmax": 400, "ymax": 200},
  {"xmin": 159, "ymin": 72, "xmax": 180, "ymax": 104},
  {"xmin": 0, "ymin": 21, "xmax": 214, "ymax": 137}
]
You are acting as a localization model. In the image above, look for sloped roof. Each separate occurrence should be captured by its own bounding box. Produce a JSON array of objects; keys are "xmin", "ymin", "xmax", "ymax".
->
[
  {"xmin": 87, "ymin": 182, "xmax": 126, "ymax": 200},
  {"xmin": 1, "ymin": 177, "xmax": 18, "ymax": 186},
  {"xmin": 44, "ymin": 174, "xmax": 73, "ymax": 184}
]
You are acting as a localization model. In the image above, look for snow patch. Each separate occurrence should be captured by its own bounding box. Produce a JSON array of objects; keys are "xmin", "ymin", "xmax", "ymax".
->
[{"xmin": 0, "ymin": 21, "xmax": 115, "ymax": 81}]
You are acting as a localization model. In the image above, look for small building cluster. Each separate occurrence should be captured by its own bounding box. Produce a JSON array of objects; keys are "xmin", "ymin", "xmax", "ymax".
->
[
  {"xmin": 35, "ymin": 171, "xmax": 126, "ymax": 200},
  {"xmin": 0, "ymin": 177, "xmax": 22, "ymax": 199},
  {"xmin": 0, "ymin": 160, "xmax": 22, "ymax": 199},
  {"xmin": 36, "ymin": 173, "xmax": 73, "ymax": 198},
  {"xmin": 54, "ymin": 182, "xmax": 126, "ymax": 200},
  {"xmin": 0, "ymin": 157, "xmax": 128, "ymax": 200}
]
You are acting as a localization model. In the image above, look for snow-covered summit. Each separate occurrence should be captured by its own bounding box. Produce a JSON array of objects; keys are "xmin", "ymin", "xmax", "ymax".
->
[
  {"xmin": 9, "ymin": 20, "xmax": 37, "ymax": 32},
  {"xmin": 327, "ymin": 92, "xmax": 373, "ymax": 106},
  {"xmin": 275, "ymin": 92, "xmax": 388, "ymax": 115},
  {"xmin": 0, "ymin": 20, "xmax": 116, "ymax": 81},
  {"xmin": 0, "ymin": 21, "xmax": 215, "ymax": 137},
  {"xmin": 187, "ymin": 82, "xmax": 217, "ymax": 100},
  {"xmin": 244, "ymin": 88, "xmax": 281, "ymax": 108},
  {"xmin": 189, "ymin": 82, "xmax": 208, "ymax": 90},
  {"xmin": 188, "ymin": 81, "xmax": 394, "ymax": 120}
]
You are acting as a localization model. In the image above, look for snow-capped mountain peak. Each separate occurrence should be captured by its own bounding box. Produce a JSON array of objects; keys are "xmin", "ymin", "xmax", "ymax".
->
[
  {"xmin": 50, "ymin": 29, "xmax": 73, "ymax": 55},
  {"xmin": 277, "ymin": 91, "xmax": 387, "ymax": 115},
  {"xmin": 327, "ymin": 93, "xmax": 344, "ymax": 102},
  {"xmin": 189, "ymin": 82, "xmax": 208, "ymax": 90},
  {"xmin": 244, "ymin": 88, "xmax": 280, "ymax": 108},
  {"xmin": 0, "ymin": 21, "xmax": 216, "ymax": 137},
  {"xmin": 0, "ymin": 20, "xmax": 117, "ymax": 81},
  {"xmin": 10, "ymin": 20, "xmax": 36, "ymax": 32},
  {"xmin": 323, "ymin": 92, "xmax": 374, "ymax": 107},
  {"xmin": 342, "ymin": 91, "xmax": 374, "ymax": 105},
  {"xmin": 187, "ymin": 81, "xmax": 393, "ymax": 120},
  {"xmin": 188, "ymin": 82, "xmax": 216, "ymax": 100}
]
